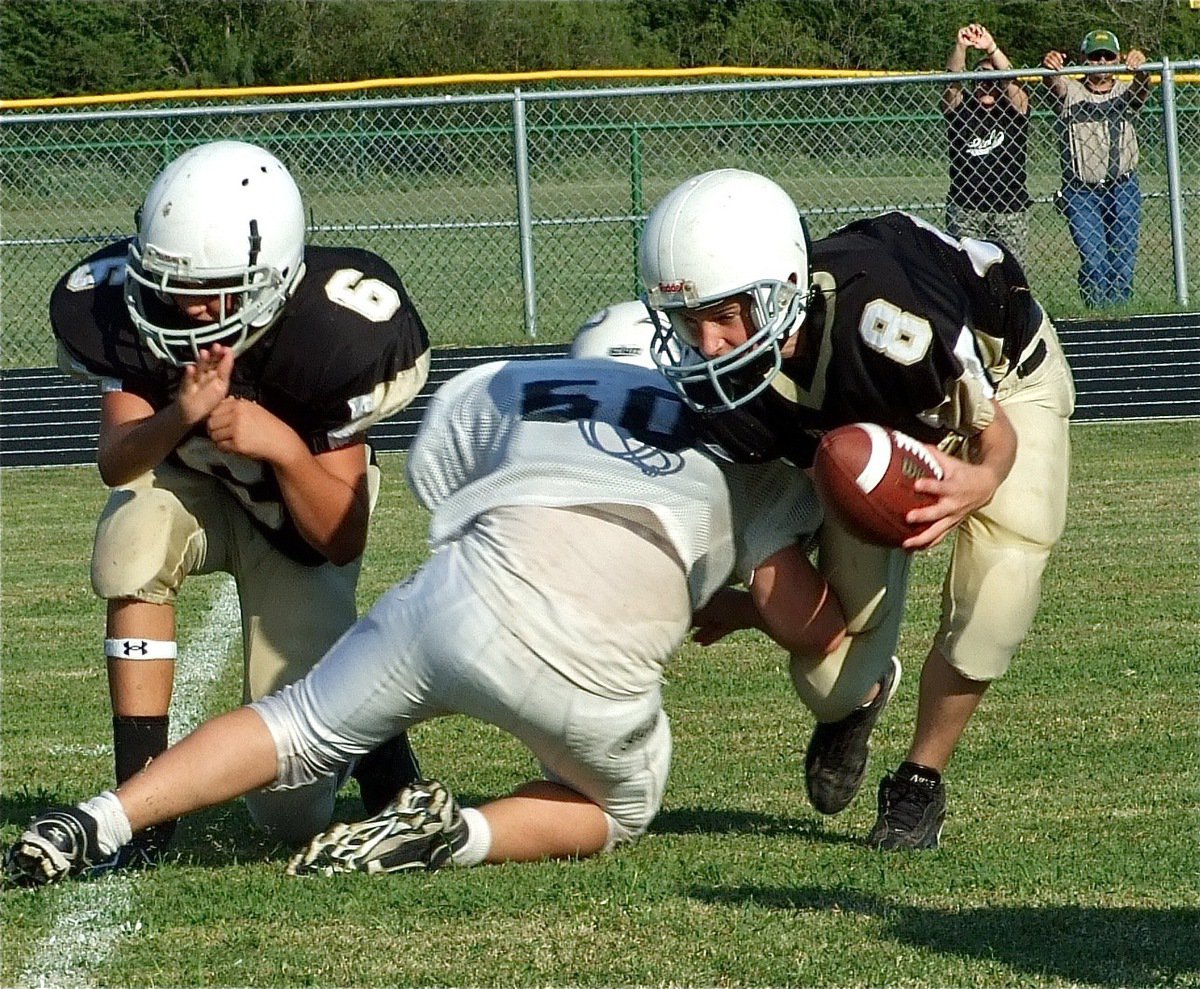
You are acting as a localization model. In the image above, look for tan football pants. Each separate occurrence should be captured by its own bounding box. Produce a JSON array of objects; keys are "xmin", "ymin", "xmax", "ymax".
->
[{"xmin": 791, "ymin": 314, "xmax": 1075, "ymax": 720}]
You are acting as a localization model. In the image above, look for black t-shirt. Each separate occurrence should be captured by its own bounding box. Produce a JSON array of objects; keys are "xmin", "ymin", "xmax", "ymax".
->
[
  {"xmin": 946, "ymin": 96, "xmax": 1032, "ymax": 212},
  {"xmin": 52, "ymin": 241, "xmax": 430, "ymax": 563}
]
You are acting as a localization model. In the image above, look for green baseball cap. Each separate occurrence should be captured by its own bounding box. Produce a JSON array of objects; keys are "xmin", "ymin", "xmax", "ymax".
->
[{"xmin": 1081, "ymin": 30, "xmax": 1120, "ymax": 56}]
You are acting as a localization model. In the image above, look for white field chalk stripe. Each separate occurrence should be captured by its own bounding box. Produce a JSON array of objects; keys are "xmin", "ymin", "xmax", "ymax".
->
[
  {"xmin": 46, "ymin": 745, "xmax": 110, "ymax": 759},
  {"xmin": 168, "ymin": 576, "xmax": 241, "ymax": 743},
  {"xmin": 17, "ymin": 576, "xmax": 239, "ymax": 989}
]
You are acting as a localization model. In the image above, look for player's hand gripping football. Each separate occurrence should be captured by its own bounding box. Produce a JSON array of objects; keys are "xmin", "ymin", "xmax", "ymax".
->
[{"xmin": 901, "ymin": 444, "xmax": 1003, "ymax": 551}]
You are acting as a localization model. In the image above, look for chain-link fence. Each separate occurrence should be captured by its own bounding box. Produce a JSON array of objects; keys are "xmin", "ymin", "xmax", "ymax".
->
[{"xmin": 2, "ymin": 63, "xmax": 1197, "ymax": 369}]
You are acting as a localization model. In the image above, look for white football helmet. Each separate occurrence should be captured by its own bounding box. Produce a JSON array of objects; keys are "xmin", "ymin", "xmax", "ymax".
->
[
  {"xmin": 569, "ymin": 300, "xmax": 679, "ymax": 369},
  {"xmin": 637, "ymin": 169, "xmax": 810, "ymax": 411},
  {"xmin": 124, "ymin": 140, "xmax": 307, "ymax": 365}
]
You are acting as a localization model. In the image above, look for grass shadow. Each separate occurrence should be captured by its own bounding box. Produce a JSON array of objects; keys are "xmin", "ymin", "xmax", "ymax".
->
[
  {"xmin": 0, "ymin": 787, "xmax": 66, "ymax": 830},
  {"xmin": 652, "ymin": 805, "xmax": 862, "ymax": 846},
  {"xmin": 692, "ymin": 883, "xmax": 1200, "ymax": 986}
]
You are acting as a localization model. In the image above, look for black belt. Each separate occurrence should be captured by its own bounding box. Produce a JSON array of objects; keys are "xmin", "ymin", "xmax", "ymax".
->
[
  {"xmin": 1070, "ymin": 173, "xmax": 1135, "ymax": 192},
  {"xmin": 1017, "ymin": 338, "xmax": 1047, "ymax": 379}
]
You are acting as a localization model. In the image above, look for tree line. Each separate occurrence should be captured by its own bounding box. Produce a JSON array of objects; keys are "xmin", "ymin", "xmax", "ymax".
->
[{"xmin": 4, "ymin": 0, "xmax": 1198, "ymax": 100}]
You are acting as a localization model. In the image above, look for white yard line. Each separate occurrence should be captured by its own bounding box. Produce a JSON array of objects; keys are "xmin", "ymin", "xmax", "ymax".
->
[{"xmin": 17, "ymin": 576, "xmax": 240, "ymax": 989}]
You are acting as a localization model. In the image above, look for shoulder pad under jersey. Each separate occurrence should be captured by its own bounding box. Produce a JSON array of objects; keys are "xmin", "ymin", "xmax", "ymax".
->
[{"xmin": 50, "ymin": 240, "xmax": 168, "ymax": 387}]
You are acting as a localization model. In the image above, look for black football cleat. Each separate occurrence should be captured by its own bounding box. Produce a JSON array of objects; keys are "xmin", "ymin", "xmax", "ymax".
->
[
  {"xmin": 805, "ymin": 656, "xmax": 901, "ymax": 814},
  {"xmin": 5, "ymin": 807, "xmax": 102, "ymax": 886},
  {"xmin": 867, "ymin": 769, "xmax": 947, "ymax": 850}
]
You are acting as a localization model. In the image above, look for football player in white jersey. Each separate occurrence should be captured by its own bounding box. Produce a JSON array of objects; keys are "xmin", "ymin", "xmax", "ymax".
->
[
  {"xmin": 6, "ymin": 304, "xmax": 841, "ymax": 885},
  {"xmin": 47, "ymin": 141, "xmax": 431, "ymax": 871},
  {"xmin": 639, "ymin": 169, "xmax": 1074, "ymax": 850}
]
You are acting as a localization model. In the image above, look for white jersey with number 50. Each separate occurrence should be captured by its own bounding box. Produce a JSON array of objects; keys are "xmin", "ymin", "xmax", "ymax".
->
[{"xmin": 409, "ymin": 358, "xmax": 822, "ymax": 611}]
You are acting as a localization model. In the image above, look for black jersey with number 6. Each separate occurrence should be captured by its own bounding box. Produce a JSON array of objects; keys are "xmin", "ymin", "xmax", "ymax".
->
[{"xmin": 52, "ymin": 240, "xmax": 431, "ymax": 563}]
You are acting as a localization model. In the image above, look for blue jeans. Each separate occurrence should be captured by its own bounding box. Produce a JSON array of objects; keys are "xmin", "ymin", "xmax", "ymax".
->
[{"xmin": 1061, "ymin": 176, "xmax": 1142, "ymax": 308}]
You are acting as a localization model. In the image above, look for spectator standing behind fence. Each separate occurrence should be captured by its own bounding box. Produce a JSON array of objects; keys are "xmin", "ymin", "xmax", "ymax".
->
[
  {"xmin": 1043, "ymin": 31, "xmax": 1151, "ymax": 308},
  {"xmin": 943, "ymin": 24, "xmax": 1031, "ymax": 269}
]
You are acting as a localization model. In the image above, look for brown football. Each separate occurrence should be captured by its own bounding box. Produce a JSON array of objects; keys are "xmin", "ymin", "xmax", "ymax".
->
[{"xmin": 813, "ymin": 423, "xmax": 943, "ymax": 547}]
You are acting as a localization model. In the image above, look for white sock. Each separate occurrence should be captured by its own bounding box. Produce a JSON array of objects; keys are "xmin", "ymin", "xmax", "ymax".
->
[
  {"xmin": 79, "ymin": 790, "xmax": 133, "ymax": 857},
  {"xmin": 455, "ymin": 807, "xmax": 491, "ymax": 867}
]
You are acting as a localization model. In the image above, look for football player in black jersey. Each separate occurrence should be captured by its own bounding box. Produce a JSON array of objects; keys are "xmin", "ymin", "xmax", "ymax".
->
[
  {"xmin": 48, "ymin": 140, "xmax": 431, "ymax": 871},
  {"xmin": 639, "ymin": 169, "xmax": 1075, "ymax": 850}
]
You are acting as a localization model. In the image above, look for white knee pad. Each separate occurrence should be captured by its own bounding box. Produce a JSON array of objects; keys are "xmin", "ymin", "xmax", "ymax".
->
[
  {"xmin": 601, "ymin": 809, "xmax": 640, "ymax": 852},
  {"xmin": 91, "ymin": 486, "xmax": 204, "ymax": 602},
  {"xmin": 245, "ymin": 775, "xmax": 340, "ymax": 844},
  {"xmin": 593, "ymin": 721, "xmax": 670, "ymax": 850},
  {"xmin": 795, "ymin": 520, "xmax": 909, "ymax": 721},
  {"xmin": 790, "ymin": 636, "xmax": 896, "ymax": 722}
]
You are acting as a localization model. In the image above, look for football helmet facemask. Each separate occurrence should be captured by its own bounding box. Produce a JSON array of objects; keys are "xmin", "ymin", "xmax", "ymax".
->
[
  {"xmin": 124, "ymin": 140, "xmax": 307, "ymax": 366},
  {"xmin": 637, "ymin": 169, "xmax": 811, "ymax": 412}
]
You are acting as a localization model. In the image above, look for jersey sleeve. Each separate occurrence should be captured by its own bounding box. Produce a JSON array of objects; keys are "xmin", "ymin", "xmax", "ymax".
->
[
  {"xmin": 258, "ymin": 246, "xmax": 432, "ymax": 453},
  {"xmin": 50, "ymin": 241, "xmax": 172, "ymax": 403},
  {"xmin": 719, "ymin": 460, "xmax": 823, "ymax": 584},
  {"xmin": 404, "ymin": 361, "xmax": 507, "ymax": 513},
  {"xmin": 817, "ymin": 213, "xmax": 1035, "ymax": 433}
]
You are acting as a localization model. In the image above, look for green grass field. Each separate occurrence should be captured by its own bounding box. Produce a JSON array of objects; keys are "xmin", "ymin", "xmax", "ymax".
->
[{"xmin": 1, "ymin": 420, "xmax": 1197, "ymax": 988}]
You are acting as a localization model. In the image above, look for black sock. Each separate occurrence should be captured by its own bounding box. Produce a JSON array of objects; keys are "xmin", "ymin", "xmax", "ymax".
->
[
  {"xmin": 352, "ymin": 733, "xmax": 422, "ymax": 816},
  {"xmin": 897, "ymin": 761, "xmax": 942, "ymax": 789},
  {"xmin": 113, "ymin": 715, "xmax": 177, "ymax": 852},
  {"xmin": 113, "ymin": 715, "xmax": 169, "ymax": 783}
]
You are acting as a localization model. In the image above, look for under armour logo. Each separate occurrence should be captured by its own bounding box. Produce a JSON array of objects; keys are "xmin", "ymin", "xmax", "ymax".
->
[{"xmin": 122, "ymin": 641, "xmax": 150, "ymax": 656}]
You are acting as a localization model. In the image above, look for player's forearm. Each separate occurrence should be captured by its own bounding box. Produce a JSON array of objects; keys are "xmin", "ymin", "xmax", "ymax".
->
[
  {"xmin": 272, "ymin": 455, "xmax": 370, "ymax": 565},
  {"xmin": 97, "ymin": 403, "xmax": 192, "ymax": 487},
  {"xmin": 970, "ymin": 401, "xmax": 1017, "ymax": 494}
]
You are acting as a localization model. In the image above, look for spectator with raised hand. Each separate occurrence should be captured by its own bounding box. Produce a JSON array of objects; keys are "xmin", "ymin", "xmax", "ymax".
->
[
  {"xmin": 1043, "ymin": 30, "xmax": 1151, "ymax": 308},
  {"xmin": 943, "ymin": 23, "xmax": 1032, "ymax": 269}
]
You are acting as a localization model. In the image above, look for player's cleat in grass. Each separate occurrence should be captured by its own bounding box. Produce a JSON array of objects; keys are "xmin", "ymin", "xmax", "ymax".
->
[
  {"xmin": 805, "ymin": 655, "xmax": 901, "ymax": 815},
  {"xmin": 867, "ymin": 770, "xmax": 947, "ymax": 850},
  {"xmin": 5, "ymin": 807, "xmax": 102, "ymax": 886},
  {"xmin": 287, "ymin": 779, "xmax": 468, "ymax": 876},
  {"xmin": 84, "ymin": 818, "xmax": 177, "ymax": 879}
]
